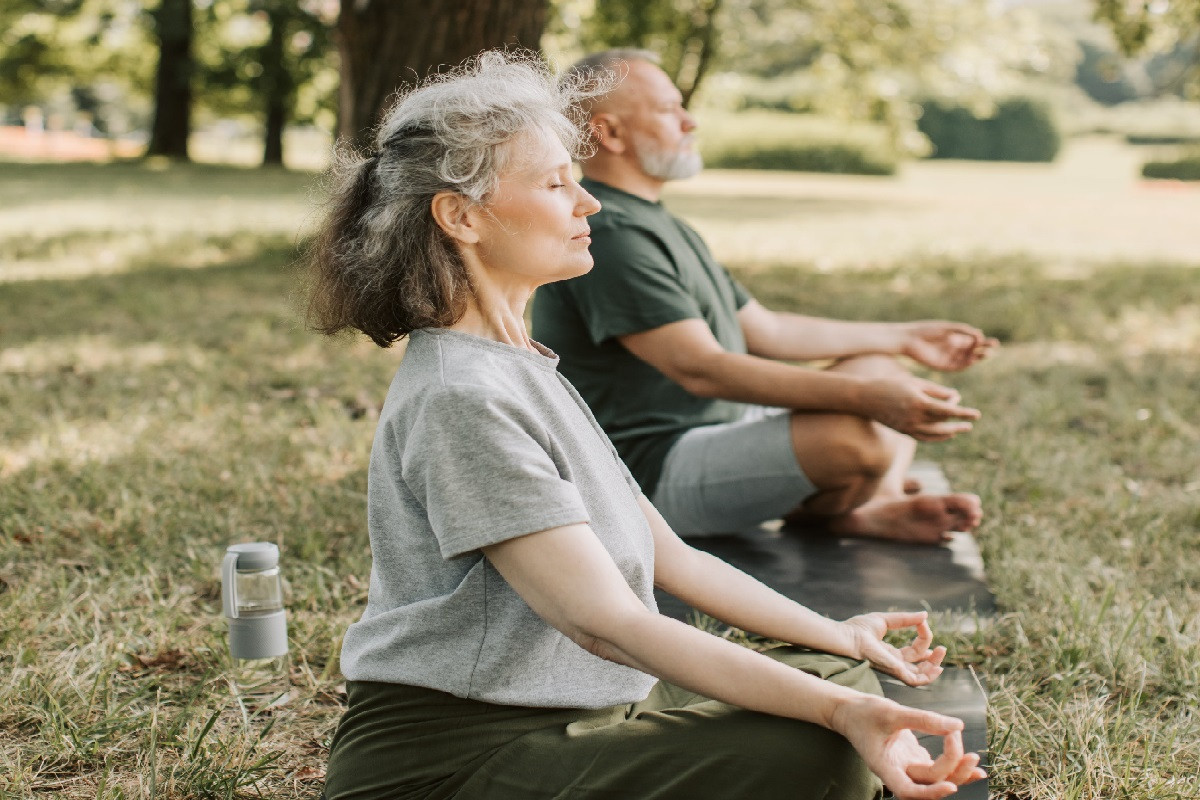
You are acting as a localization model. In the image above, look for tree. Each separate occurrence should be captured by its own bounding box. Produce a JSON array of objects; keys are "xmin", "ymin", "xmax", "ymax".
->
[
  {"xmin": 335, "ymin": 0, "xmax": 550, "ymax": 148},
  {"xmin": 147, "ymin": 0, "xmax": 193, "ymax": 158},
  {"xmin": 199, "ymin": 0, "xmax": 336, "ymax": 167},
  {"xmin": 1094, "ymin": 0, "xmax": 1200, "ymax": 97},
  {"xmin": 580, "ymin": 0, "xmax": 724, "ymax": 107},
  {"xmin": 577, "ymin": 0, "xmax": 1076, "ymax": 149}
]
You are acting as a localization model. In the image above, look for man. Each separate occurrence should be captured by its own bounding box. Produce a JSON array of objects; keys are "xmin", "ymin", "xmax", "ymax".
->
[{"xmin": 533, "ymin": 50, "xmax": 997, "ymax": 543}]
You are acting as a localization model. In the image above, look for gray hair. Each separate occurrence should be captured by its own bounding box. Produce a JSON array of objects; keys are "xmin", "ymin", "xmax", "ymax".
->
[
  {"xmin": 305, "ymin": 50, "xmax": 611, "ymax": 348},
  {"xmin": 564, "ymin": 49, "xmax": 661, "ymax": 113}
]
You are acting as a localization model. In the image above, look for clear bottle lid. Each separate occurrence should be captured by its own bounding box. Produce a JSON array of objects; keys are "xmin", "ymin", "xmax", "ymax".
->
[{"xmin": 222, "ymin": 543, "xmax": 283, "ymax": 619}]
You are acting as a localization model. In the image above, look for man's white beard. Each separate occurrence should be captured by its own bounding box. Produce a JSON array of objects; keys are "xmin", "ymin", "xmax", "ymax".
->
[{"xmin": 634, "ymin": 134, "xmax": 703, "ymax": 182}]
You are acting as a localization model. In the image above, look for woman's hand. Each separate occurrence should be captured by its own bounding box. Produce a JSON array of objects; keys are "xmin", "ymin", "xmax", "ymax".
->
[
  {"xmin": 832, "ymin": 694, "xmax": 986, "ymax": 800},
  {"xmin": 843, "ymin": 611, "xmax": 946, "ymax": 687}
]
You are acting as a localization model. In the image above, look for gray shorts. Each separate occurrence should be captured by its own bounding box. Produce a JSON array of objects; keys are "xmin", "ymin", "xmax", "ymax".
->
[{"xmin": 650, "ymin": 406, "xmax": 817, "ymax": 536}]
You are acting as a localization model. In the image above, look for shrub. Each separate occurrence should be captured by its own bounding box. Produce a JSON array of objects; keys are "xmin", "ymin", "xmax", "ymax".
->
[
  {"xmin": 1142, "ymin": 152, "xmax": 1200, "ymax": 181},
  {"xmin": 1126, "ymin": 134, "xmax": 1200, "ymax": 146},
  {"xmin": 699, "ymin": 110, "xmax": 898, "ymax": 175},
  {"xmin": 704, "ymin": 141, "xmax": 896, "ymax": 175},
  {"xmin": 918, "ymin": 97, "xmax": 1061, "ymax": 162}
]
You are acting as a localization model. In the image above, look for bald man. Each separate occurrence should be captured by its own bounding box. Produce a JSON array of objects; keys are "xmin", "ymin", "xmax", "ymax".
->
[{"xmin": 533, "ymin": 50, "xmax": 997, "ymax": 543}]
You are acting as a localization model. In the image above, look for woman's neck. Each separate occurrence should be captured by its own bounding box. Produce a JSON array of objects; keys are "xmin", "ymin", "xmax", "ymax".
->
[{"xmin": 448, "ymin": 278, "xmax": 537, "ymax": 351}]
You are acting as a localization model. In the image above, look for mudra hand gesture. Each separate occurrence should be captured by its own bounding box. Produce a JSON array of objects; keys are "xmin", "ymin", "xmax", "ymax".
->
[
  {"xmin": 901, "ymin": 321, "xmax": 998, "ymax": 373},
  {"xmin": 832, "ymin": 695, "xmax": 985, "ymax": 800},
  {"xmin": 836, "ymin": 611, "xmax": 985, "ymax": 798},
  {"xmin": 843, "ymin": 611, "xmax": 946, "ymax": 686}
]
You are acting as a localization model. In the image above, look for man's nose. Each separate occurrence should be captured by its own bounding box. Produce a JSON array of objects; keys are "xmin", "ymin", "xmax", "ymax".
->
[{"xmin": 681, "ymin": 111, "xmax": 697, "ymax": 133}]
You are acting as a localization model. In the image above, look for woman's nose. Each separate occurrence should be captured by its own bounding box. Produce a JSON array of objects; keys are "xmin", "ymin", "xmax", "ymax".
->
[{"xmin": 577, "ymin": 187, "xmax": 602, "ymax": 216}]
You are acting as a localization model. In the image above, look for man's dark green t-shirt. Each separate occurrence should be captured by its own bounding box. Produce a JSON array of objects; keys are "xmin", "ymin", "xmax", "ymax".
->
[{"xmin": 533, "ymin": 178, "xmax": 752, "ymax": 498}]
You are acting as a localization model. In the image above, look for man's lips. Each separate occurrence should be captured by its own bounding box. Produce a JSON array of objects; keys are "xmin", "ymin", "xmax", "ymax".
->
[{"xmin": 572, "ymin": 230, "xmax": 591, "ymax": 241}]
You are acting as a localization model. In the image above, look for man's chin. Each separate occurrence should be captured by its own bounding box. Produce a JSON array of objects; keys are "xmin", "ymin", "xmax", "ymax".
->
[{"xmin": 661, "ymin": 154, "xmax": 703, "ymax": 182}]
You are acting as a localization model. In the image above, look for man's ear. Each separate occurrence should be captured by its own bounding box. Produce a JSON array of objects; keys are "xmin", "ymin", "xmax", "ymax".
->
[
  {"xmin": 430, "ymin": 191, "xmax": 481, "ymax": 245},
  {"xmin": 590, "ymin": 113, "xmax": 627, "ymax": 155}
]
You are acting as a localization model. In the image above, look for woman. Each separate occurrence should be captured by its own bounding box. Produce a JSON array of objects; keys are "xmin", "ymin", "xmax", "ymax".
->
[{"xmin": 308, "ymin": 52, "xmax": 984, "ymax": 800}]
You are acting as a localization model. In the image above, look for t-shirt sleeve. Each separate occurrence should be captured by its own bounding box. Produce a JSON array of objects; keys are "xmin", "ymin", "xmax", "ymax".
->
[
  {"xmin": 400, "ymin": 386, "xmax": 590, "ymax": 559},
  {"xmin": 724, "ymin": 267, "xmax": 753, "ymax": 309},
  {"xmin": 567, "ymin": 225, "xmax": 704, "ymax": 345}
]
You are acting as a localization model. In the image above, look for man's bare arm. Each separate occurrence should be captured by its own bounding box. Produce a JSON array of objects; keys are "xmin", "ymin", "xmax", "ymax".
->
[
  {"xmin": 618, "ymin": 319, "xmax": 978, "ymax": 441},
  {"xmin": 737, "ymin": 301, "xmax": 997, "ymax": 370}
]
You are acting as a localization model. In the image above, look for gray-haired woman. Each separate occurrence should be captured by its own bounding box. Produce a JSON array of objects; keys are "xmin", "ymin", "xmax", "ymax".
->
[{"xmin": 309, "ymin": 51, "xmax": 984, "ymax": 800}]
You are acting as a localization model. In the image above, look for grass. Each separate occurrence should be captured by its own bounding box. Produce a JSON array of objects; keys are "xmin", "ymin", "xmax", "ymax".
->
[{"xmin": 2, "ymin": 155, "xmax": 1199, "ymax": 798}]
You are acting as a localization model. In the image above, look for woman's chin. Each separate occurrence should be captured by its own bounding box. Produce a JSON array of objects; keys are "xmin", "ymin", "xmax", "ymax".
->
[{"xmin": 548, "ymin": 258, "xmax": 594, "ymax": 284}]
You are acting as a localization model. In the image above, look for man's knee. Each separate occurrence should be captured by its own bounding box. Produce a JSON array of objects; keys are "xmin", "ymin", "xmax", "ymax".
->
[
  {"xmin": 828, "ymin": 353, "xmax": 910, "ymax": 380},
  {"xmin": 791, "ymin": 412, "xmax": 893, "ymax": 484}
]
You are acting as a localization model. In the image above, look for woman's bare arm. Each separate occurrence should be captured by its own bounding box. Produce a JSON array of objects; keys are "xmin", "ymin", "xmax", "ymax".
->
[{"xmin": 482, "ymin": 522, "xmax": 983, "ymax": 799}]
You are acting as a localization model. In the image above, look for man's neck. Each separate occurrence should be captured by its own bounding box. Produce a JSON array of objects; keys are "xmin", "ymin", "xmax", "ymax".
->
[{"xmin": 581, "ymin": 161, "xmax": 665, "ymax": 203}]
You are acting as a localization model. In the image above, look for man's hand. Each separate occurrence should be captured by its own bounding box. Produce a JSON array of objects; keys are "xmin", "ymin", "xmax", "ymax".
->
[
  {"xmin": 831, "ymin": 695, "xmax": 986, "ymax": 800},
  {"xmin": 861, "ymin": 375, "xmax": 979, "ymax": 441},
  {"xmin": 842, "ymin": 612, "xmax": 946, "ymax": 687},
  {"xmin": 900, "ymin": 322, "xmax": 998, "ymax": 373}
]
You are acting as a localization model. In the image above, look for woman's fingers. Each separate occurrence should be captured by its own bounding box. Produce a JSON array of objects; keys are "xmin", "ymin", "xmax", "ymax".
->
[
  {"xmin": 879, "ymin": 611, "xmax": 928, "ymax": 631},
  {"xmin": 895, "ymin": 707, "xmax": 964, "ymax": 738},
  {"xmin": 890, "ymin": 779, "xmax": 960, "ymax": 800},
  {"xmin": 946, "ymin": 753, "xmax": 983, "ymax": 785}
]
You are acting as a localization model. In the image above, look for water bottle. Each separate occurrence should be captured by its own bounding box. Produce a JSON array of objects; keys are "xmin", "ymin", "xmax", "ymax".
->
[{"xmin": 221, "ymin": 542, "xmax": 290, "ymax": 705}]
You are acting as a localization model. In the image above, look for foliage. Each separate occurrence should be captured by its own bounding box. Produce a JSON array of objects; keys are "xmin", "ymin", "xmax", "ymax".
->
[
  {"xmin": 699, "ymin": 110, "xmax": 896, "ymax": 174},
  {"xmin": 1142, "ymin": 150, "xmax": 1200, "ymax": 181},
  {"xmin": 917, "ymin": 96, "xmax": 1061, "ymax": 162},
  {"xmin": 0, "ymin": 0, "xmax": 155, "ymax": 133},
  {"xmin": 1093, "ymin": 0, "xmax": 1200, "ymax": 98},
  {"xmin": 575, "ymin": 0, "xmax": 1077, "ymax": 152},
  {"xmin": 196, "ymin": 0, "xmax": 337, "ymax": 132},
  {"xmin": 576, "ymin": 0, "xmax": 723, "ymax": 106}
]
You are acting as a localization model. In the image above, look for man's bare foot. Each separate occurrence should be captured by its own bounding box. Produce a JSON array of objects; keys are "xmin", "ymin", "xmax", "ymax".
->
[{"xmin": 827, "ymin": 493, "xmax": 982, "ymax": 545}]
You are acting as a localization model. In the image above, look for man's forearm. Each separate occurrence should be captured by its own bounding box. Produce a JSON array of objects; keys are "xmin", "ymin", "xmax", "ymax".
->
[
  {"xmin": 685, "ymin": 350, "xmax": 872, "ymax": 414},
  {"xmin": 743, "ymin": 309, "xmax": 905, "ymax": 362}
]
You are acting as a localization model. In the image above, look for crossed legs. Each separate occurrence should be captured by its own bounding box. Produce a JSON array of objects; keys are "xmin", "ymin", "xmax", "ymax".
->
[{"xmin": 785, "ymin": 355, "xmax": 982, "ymax": 543}]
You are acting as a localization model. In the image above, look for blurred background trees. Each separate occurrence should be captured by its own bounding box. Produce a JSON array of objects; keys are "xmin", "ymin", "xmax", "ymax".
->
[{"xmin": 1, "ymin": 0, "xmax": 1198, "ymax": 172}]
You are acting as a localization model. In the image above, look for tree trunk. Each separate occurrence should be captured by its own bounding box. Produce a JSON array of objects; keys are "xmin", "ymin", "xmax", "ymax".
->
[
  {"xmin": 260, "ymin": 4, "xmax": 289, "ymax": 166},
  {"xmin": 147, "ymin": 0, "xmax": 193, "ymax": 159},
  {"xmin": 680, "ymin": 0, "xmax": 724, "ymax": 109},
  {"xmin": 336, "ymin": 0, "xmax": 549, "ymax": 148}
]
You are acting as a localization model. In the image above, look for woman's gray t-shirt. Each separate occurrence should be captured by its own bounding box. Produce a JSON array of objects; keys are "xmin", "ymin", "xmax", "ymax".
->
[{"xmin": 339, "ymin": 328, "xmax": 658, "ymax": 708}]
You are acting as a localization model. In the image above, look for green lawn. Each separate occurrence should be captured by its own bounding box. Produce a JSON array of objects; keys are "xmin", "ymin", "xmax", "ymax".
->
[{"xmin": 2, "ymin": 158, "xmax": 1199, "ymax": 798}]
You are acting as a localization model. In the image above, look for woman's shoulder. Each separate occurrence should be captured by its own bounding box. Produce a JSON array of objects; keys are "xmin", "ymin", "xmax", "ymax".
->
[{"xmin": 384, "ymin": 332, "xmax": 549, "ymax": 420}]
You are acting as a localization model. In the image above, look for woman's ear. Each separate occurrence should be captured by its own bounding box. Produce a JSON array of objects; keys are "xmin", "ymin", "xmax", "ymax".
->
[
  {"xmin": 590, "ymin": 114, "xmax": 626, "ymax": 155},
  {"xmin": 430, "ymin": 192, "xmax": 481, "ymax": 245}
]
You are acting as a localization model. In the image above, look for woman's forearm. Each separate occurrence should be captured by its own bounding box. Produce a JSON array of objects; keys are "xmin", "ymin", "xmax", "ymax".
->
[
  {"xmin": 587, "ymin": 605, "xmax": 867, "ymax": 731},
  {"xmin": 642, "ymin": 497, "xmax": 854, "ymax": 655}
]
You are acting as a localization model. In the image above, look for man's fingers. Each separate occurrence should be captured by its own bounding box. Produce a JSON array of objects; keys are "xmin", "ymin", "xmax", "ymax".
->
[
  {"xmin": 922, "ymin": 398, "xmax": 981, "ymax": 421},
  {"xmin": 910, "ymin": 421, "xmax": 974, "ymax": 441}
]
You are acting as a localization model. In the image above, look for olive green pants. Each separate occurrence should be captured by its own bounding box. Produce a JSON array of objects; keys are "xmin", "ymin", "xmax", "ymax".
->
[{"xmin": 323, "ymin": 647, "xmax": 884, "ymax": 800}]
